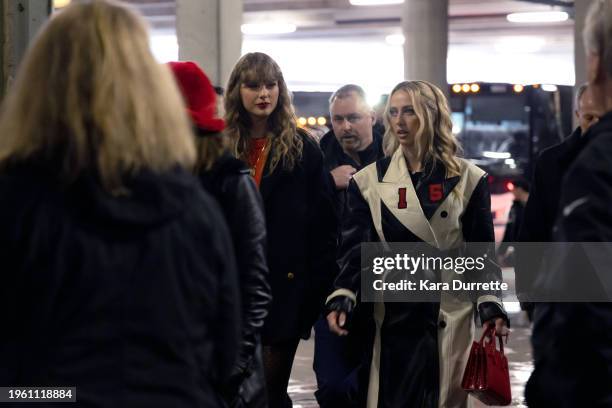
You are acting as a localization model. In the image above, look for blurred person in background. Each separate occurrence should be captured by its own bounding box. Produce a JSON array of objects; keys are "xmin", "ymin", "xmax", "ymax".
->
[
  {"xmin": 326, "ymin": 80, "xmax": 508, "ymax": 408},
  {"xmin": 497, "ymin": 177, "xmax": 529, "ymax": 266},
  {"xmin": 515, "ymin": 84, "xmax": 604, "ymax": 321},
  {"xmin": 224, "ymin": 52, "xmax": 338, "ymax": 408},
  {"xmin": 314, "ymin": 84, "xmax": 382, "ymax": 407},
  {"xmin": 169, "ymin": 61, "xmax": 271, "ymax": 408},
  {"xmin": 526, "ymin": 1, "xmax": 612, "ymax": 406},
  {"xmin": 0, "ymin": 1, "xmax": 239, "ymax": 407}
]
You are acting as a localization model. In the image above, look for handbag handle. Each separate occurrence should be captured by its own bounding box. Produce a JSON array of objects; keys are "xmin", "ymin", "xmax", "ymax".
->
[{"xmin": 479, "ymin": 326, "xmax": 506, "ymax": 356}]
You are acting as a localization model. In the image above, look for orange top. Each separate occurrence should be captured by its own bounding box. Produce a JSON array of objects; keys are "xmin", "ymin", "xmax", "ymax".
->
[{"xmin": 248, "ymin": 137, "xmax": 270, "ymax": 187}]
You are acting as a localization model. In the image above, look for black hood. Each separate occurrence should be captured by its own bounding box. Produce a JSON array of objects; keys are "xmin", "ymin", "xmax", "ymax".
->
[{"xmin": 72, "ymin": 168, "xmax": 200, "ymax": 228}]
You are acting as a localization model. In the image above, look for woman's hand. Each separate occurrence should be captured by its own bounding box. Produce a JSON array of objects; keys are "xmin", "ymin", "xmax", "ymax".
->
[
  {"xmin": 325, "ymin": 295, "xmax": 354, "ymax": 336},
  {"xmin": 483, "ymin": 317, "xmax": 510, "ymax": 338},
  {"xmin": 327, "ymin": 310, "xmax": 349, "ymax": 336}
]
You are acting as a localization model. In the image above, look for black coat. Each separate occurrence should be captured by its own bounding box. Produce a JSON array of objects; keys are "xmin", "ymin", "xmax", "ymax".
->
[
  {"xmin": 515, "ymin": 127, "xmax": 588, "ymax": 300},
  {"xmin": 526, "ymin": 112, "xmax": 612, "ymax": 407},
  {"xmin": 260, "ymin": 131, "xmax": 338, "ymax": 344},
  {"xmin": 199, "ymin": 154, "xmax": 271, "ymax": 407},
  {"xmin": 518, "ymin": 127, "xmax": 587, "ymax": 243},
  {"xmin": 0, "ymin": 165, "xmax": 240, "ymax": 408}
]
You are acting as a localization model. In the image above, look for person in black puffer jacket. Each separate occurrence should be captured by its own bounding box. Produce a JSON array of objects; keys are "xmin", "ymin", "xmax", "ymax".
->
[
  {"xmin": 169, "ymin": 61, "xmax": 272, "ymax": 408},
  {"xmin": 0, "ymin": 3, "xmax": 240, "ymax": 407}
]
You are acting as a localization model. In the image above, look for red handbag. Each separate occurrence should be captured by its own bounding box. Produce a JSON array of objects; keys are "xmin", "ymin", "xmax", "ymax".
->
[{"xmin": 461, "ymin": 326, "xmax": 511, "ymax": 406}]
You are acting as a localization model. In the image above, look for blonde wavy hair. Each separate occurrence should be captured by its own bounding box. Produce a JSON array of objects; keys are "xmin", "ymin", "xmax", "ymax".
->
[
  {"xmin": 0, "ymin": 0, "xmax": 195, "ymax": 193},
  {"xmin": 224, "ymin": 52, "xmax": 302, "ymax": 172},
  {"xmin": 383, "ymin": 80, "xmax": 462, "ymax": 177}
]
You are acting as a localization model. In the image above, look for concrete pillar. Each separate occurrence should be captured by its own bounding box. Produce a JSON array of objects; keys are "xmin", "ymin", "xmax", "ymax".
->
[
  {"xmin": 1, "ymin": 0, "xmax": 51, "ymax": 98},
  {"xmin": 574, "ymin": 0, "xmax": 594, "ymax": 90},
  {"xmin": 176, "ymin": 0, "xmax": 243, "ymax": 89},
  {"xmin": 402, "ymin": 0, "xmax": 449, "ymax": 91}
]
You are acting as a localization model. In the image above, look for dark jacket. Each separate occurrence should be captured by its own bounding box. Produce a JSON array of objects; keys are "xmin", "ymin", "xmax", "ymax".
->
[
  {"xmin": 519, "ymin": 127, "xmax": 587, "ymax": 243},
  {"xmin": 515, "ymin": 127, "xmax": 588, "ymax": 300},
  {"xmin": 260, "ymin": 131, "xmax": 338, "ymax": 344},
  {"xmin": 526, "ymin": 112, "xmax": 612, "ymax": 407},
  {"xmin": 320, "ymin": 129, "xmax": 384, "ymax": 221},
  {"xmin": 199, "ymin": 153, "xmax": 271, "ymax": 408},
  {"xmin": 0, "ymin": 165, "xmax": 240, "ymax": 408}
]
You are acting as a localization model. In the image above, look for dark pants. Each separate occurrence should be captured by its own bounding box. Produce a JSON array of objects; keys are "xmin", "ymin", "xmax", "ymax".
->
[{"xmin": 313, "ymin": 315, "xmax": 372, "ymax": 408}]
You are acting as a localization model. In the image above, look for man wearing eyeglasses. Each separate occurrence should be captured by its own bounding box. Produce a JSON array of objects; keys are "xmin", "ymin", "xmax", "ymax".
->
[{"xmin": 314, "ymin": 84, "xmax": 383, "ymax": 408}]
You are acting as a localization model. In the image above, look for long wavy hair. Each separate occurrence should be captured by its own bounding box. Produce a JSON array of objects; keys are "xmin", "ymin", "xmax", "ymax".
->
[
  {"xmin": 0, "ymin": 0, "xmax": 195, "ymax": 193},
  {"xmin": 383, "ymin": 80, "xmax": 462, "ymax": 177},
  {"xmin": 224, "ymin": 52, "xmax": 302, "ymax": 172}
]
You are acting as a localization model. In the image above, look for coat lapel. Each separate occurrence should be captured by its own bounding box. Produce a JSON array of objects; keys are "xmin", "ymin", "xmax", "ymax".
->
[
  {"xmin": 259, "ymin": 142, "xmax": 284, "ymax": 202},
  {"xmin": 379, "ymin": 149, "xmax": 438, "ymax": 245}
]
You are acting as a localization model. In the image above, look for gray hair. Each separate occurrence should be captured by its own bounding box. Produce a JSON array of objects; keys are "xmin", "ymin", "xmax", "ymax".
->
[
  {"xmin": 329, "ymin": 84, "xmax": 369, "ymax": 108},
  {"xmin": 583, "ymin": 0, "xmax": 612, "ymax": 77},
  {"xmin": 575, "ymin": 82, "xmax": 589, "ymax": 110}
]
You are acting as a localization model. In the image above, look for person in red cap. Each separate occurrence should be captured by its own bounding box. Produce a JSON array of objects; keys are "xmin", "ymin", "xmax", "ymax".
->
[
  {"xmin": 168, "ymin": 60, "xmax": 272, "ymax": 408},
  {"xmin": 224, "ymin": 52, "xmax": 338, "ymax": 408}
]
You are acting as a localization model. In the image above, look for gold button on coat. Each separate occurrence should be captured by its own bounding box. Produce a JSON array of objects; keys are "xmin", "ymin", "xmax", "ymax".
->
[{"xmin": 287, "ymin": 272, "xmax": 295, "ymax": 280}]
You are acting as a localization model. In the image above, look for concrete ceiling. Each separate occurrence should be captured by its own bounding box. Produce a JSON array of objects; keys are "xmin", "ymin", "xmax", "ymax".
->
[{"xmin": 125, "ymin": 0, "xmax": 575, "ymax": 39}]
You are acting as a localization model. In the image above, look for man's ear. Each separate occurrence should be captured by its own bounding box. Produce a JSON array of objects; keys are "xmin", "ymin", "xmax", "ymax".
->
[
  {"xmin": 370, "ymin": 110, "xmax": 377, "ymax": 125},
  {"xmin": 587, "ymin": 52, "xmax": 604, "ymax": 85}
]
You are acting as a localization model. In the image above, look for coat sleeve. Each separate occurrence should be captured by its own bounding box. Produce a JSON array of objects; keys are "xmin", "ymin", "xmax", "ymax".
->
[
  {"xmin": 460, "ymin": 175, "xmax": 508, "ymax": 325},
  {"xmin": 220, "ymin": 170, "xmax": 271, "ymax": 372},
  {"xmin": 328, "ymin": 179, "xmax": 376, "ymax": 304},
  {"xmin": 302, "ymin": 137, "xmax": 340, "ymax": 332}
]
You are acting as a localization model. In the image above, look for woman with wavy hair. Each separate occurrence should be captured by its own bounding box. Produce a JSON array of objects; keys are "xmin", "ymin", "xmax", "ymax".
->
[
  {"xmin": 224, "ymin": 52, "xmax": 338, "ymax": 408},
  {"xmin": 0, "ymin": 2, "xmax": 239, "ymax": 407},
  {"xmin": 326, "ymin": 80, "xmax": 508, "ymax": 407}
]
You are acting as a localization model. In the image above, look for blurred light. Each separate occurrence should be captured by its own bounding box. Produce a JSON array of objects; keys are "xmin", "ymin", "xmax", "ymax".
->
[
  {"xmin": 452, "ymin": 84, "xmax": 462, "ymax": 93},
  {"xmin": 513, "ymin": 84, "xmax": 525, "ymax": 93},
  {"xmin": 452, "ymin": 124, "xmax": 461, "ymax": 135},
  {"xmin": 507, "ymin": 11, "xmax": 569, "ymax": 24},
  {"xmin": 241, "ymin": 23, "xmax": 297, "ymax": 35},
  {"xmin": 506, "ymin": 181, "xmax": 515, "ymax": 191},
  {"xmin": 483, "ymin": 151, "xmax": 511, "ymax": 159},
  {"xmin": 495, "ymin": 37, "xmax": 546, "ymax": 53},
  {"xmin": 350, "ymin": 0, "xmax": 404, "ymax": 5},
  {"xmin": 505, "ymin": 158, "xmax": 515, "ymax": 165},
  {"xmin": 385, "ymin": 34, "xmax": 405, "ymax": 46},
  {"xmin": 533, "ymin": 84, "xmax": 540, "ymax": 88},
  {"xmin": 150, "ymin": 35, "xmax": 179, "ymax": 63},
  {"xmin": 54, "ymin": 0, "xmax": 71, "ymax": 8},
  {"xmin": 307, "ymin": 117, "xmax": 317, "ymax": 126},
  {"xmin": 317, "ymin": 117, "xmax": 327, "ymax": 126},
  {"xmin": 461, "ymin": 84, "xmax": 470, "ymax": 93},
  {"xmin": 542, "ymin": 84, "xmax": 558, "ymax": 92},
  {"xmin": 298, "ymin": 117, "xmax": 307, "ymax": 127},
  {"xmin": 470, "ymin": 84, "xmax": 480, "ymax": 93}
]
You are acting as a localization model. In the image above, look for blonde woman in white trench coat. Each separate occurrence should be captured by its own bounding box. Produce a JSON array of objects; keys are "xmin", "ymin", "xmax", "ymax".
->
[{"xmin": 326, "ymin": 80, "xmax": 509, "ymax": 408}]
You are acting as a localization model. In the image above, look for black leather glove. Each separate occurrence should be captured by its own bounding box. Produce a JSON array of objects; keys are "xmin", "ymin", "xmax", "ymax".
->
[{"xmin": 325, "ymin": 295, "xmax": 355, "ymax": 330}]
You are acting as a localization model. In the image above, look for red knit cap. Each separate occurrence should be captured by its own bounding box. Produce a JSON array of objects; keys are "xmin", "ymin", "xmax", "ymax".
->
[{"xmin": 168, "ymin": 61, "xmax": 225, "ymax": 133}]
